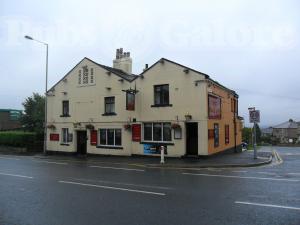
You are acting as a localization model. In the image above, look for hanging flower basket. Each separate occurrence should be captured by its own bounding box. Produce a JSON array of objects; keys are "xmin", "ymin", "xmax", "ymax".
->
[
  {"xmin": 124, "ymin": 124, "xmax": 131, "ymax": 130},
  {"xmin": 73, "ymin": 122, "xmax": 81, "ymax": 128},
  {"xmin": 171, "ymin": 123, "xmax": 181, "ymax": 129},
  {"xmin": 185, "ymin": 114, "xmax": 192, "ymax": 121},
  {"xmin": 85, "ymin": 124, "xmax": 95, "ymax": 130},
  {"xmin": 46, "ymin": 124, "xmax": 56, "ymax": 129}
]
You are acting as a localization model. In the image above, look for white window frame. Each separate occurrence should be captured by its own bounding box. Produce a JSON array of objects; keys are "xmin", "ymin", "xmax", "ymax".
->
[
  {"xmin": 62, "ymin": 128, "xmax": 69, "ymax": 144},
  {"xmin": 98, "ymin": 128, "xmax": 122, "ymax": 147},
  {"xmin": 142, "ymin": 122, "xmax": 172, "ymax": 143}
]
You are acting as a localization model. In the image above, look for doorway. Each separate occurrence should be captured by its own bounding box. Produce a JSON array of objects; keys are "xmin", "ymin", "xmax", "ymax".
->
[
  {"xmin": 186, "ymin": 123, "xmax": 198, "ymax": 155},
  {"xmin": 77, "ymin": 131, "xmax": 87, "ymax": 155}
]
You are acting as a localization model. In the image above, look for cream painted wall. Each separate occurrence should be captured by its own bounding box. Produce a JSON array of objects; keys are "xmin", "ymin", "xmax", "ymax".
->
[{"xmin": 47, "ymin": 58, "xmax": 211, "ymax": 156}]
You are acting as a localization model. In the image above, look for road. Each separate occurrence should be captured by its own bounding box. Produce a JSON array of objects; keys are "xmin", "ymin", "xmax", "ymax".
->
[{"xmin": 0, "ymin": 147, "xmax": 299, "ymax": 225}]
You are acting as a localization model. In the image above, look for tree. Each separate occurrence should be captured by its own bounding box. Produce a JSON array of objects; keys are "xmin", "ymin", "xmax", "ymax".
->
[
  {"xmin": 254, "ymin": 123, "xmax": 262, "ymax": 144},
  {"xmin": 242, "ymin": 127, "xmax": 252, "ymax": 144},
  {"xmin": 21, "ymin": 93, "xmax": 45, "ymax": 137}
]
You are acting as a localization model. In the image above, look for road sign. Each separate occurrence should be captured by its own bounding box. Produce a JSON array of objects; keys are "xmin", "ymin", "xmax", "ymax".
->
[{"xmin": 249, "ymin": 110, "xmax": 260, "ymax": 123}]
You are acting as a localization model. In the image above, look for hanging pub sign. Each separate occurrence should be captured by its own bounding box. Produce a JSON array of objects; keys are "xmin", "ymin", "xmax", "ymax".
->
[
  {"xmin": 132, "ymin": 124, "xmax": 141, "ymax": 142},
  {"xmin": 208, "ymin": 95, "xmax": 221, "ymax": 119}
]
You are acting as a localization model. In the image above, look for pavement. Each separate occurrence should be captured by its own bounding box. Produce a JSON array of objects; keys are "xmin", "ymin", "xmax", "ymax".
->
[
  {"xmin": 32, "ymin": 146, "xmax": 274, "ymax": 169},
  {"xmin": 0, "ymin": 146, "xmax": 299, "ymax": 225}
]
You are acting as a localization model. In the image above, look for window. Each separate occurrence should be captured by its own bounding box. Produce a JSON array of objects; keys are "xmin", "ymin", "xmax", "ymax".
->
[
  {"xmin": 99, "ymin": 129, "xmax": 122, "ymax": 146},
  {"xmin": 143, "ymin": 123, "xmax": 172, "ymax": 142},
  {"xmin": 90, "ymin": 68, "xmax": 94, "ymax": 84},
  {"xmin": 62, "ymin": 101, "xmax": 69, "ymax": 116},
  {"xmin": 62, "ymin": 128, "xmax": 69, "ymax": 143},
  {"xmin": 126, "ymin": 92, "xmax": 135, "ymax": 110},
  {"xmin": 78, "ymin": 70, "xmax": 82, "ymax": 84},
  {"xmin": 225, "ymin": 125, "xmax": 229, "ymax": 144},
  {"xmin": 82, "ymin": 66, "xmax": 88, "ymax": 84},
  {"xmin": 154, "ymin": 84, "xmax": 169, "ymax": 105},
  {"xmin": 214, "ymin": 123, "xmax": 219, "ymax": 147},
  {"xmin": 104, "ymin": 97, "xmax": 115, "ymax": 114}
]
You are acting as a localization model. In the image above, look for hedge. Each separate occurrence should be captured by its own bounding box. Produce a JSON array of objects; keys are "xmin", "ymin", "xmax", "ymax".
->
[{"xmin": 0, "ymin": 131, "xmax": 38, "ymax": 147}]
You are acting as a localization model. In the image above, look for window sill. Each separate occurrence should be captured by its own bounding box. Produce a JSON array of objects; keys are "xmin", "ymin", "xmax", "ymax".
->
[
  {"xmin": 96, "ymin": 145, "xmax": 123, "ymax": 149},
  {"xmin": 140, "ymin": 141, "xmax": 174, "ymax": 146},
  {"xmin": 60, "ymin": 115, "xmax": 71, "ymax": 117},
  {"xmin": 60, "ymin": 143, "xmax": 70, "ymax": 146},
  {"xmin": 102, "ymin": 113, "xmax": 117, "ymax": 116},
  {"xmin": 151, "ymin": 104, "xmax": 173, "ymax": 108}
]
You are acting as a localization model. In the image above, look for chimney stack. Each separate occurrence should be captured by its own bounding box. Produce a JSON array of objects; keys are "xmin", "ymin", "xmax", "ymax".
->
[{"xmin": 113, "ymin": 48, "xmax": 132, "ymax": 74}]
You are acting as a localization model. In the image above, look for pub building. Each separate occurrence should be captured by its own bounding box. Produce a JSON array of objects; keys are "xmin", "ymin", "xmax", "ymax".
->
[{"xmin": 46, "ymin": 48, "xmax": 243, "ymax": 157}]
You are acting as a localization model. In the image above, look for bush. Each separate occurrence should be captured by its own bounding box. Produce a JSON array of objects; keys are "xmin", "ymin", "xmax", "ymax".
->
[{"xmin": 0, "ymin": 131, "xmax": 37, "ymax": 147}]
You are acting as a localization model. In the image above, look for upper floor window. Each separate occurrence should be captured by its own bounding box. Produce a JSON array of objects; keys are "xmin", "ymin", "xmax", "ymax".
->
[
  {"xmin": 104, "ymin": 97, "xmax": 116, "ymax": 115},
  {"xmin": 62, "ymin": 100, "xmax": 69, "ymax": 116},
  {"xmin": 126, "ymin": 92, "xmax": 135, "ymax": 111},
  {"xmin": 154, "ymin": 84, "xmax": 169, "ymax": 106}
]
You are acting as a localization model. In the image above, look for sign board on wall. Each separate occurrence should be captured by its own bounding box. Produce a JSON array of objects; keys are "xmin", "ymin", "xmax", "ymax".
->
[
  {"xmin": 132, "ymin": 124, "xmax": 141, "ymax": 142},
  {"xmin": 143, "ymin": 144, "xmax": 167, "ymax": 155},
  {"xmin": 50, "ymin": 133, "xmax": 59, "ymax": 141},
  {"xmin": 208, "ymin": 95, "xmax": 221, "ymax": 119}
]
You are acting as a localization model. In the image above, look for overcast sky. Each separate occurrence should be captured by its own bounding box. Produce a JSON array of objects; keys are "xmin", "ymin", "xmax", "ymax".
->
[{"xmin": 0, "ymin": 0, "xmax": 299, "ymax": 127}]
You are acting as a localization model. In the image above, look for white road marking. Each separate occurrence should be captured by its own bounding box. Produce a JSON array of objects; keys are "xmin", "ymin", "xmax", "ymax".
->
[
  {"xmin": 207, "ymin": 168, "xmax": 222, "ymax": 171},
  {"xmin": 33, "ymin": 160, "xmax": 68, "ymax": 165},
  {"xmin": 235, "ymin": 201, "xmax": 300, "ymax": 211},
  {"xmin": 257, "ymin": 172, "xmax": 276, "ymax": 175},
  {"xmin": 59, "ymin": 180, "xmax": 165, "ymax": 196},
  {"xmin": 72, "ymin": 178, "xmax": 173, "ymax": 190},
  {"xmin": 287, "ymin": 173, "xmax": 300, "ymax": 175},
  {"xmin": 231, "ymin": 170, "xmax": 247, "ymax": 173},
  {"xmin": 0, "ymin": 156, "xmax": 20, "ymax": 160},
  {"xmin": 89, "ymin": 165, "xmax": 144, "ymax": 172},
  {"xmin": 0, "ymin": 172, "xmax": 33, "ymax": 179},
  {"xmin": 182, "ymin": 172, "xmax": 300, "ymax": 182}
]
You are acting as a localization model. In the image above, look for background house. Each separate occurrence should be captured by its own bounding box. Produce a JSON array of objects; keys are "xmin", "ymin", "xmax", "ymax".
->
[
  {"xmin": 0, "ymin": 109, "xmax": 22, "ymax": 131},
  {"xmin": 272, "ymin": 119, "xmax": 299, "ymax": 144}
]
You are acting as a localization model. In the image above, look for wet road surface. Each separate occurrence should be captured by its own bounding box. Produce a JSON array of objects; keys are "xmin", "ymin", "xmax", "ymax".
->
[{"xmin": 0, "ymin": 147, "xmax": 299, "ymax": 225}]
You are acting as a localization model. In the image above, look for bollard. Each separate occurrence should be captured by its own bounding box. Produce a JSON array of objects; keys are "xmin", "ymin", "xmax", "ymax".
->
[{"xmin": 160, "ymin": 146, "xmax": 165, "ymax": 164}]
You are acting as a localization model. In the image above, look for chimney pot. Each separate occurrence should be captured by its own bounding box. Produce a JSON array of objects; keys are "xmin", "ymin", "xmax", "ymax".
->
[{"xmin": 145, "ymin": 64, "xmax": 148, "ymax": 69}]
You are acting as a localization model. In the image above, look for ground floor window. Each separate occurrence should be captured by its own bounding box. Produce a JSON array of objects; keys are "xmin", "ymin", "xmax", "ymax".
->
[
  {"xmin": 225, "ymin": 124, "xmax": 229, "ymax": 144},
  {"xmin": 99, "ymin": 129, "xmax": 122, "ymax": 146},
  {"xmin": 214, "ymin": 123, "xmax": 219, "ymax": 147},
  {"xmin": 62, "ymin": 128, "xmax": 69, "ymax": 143},
  {"xmin": 143, "ymin": 122, "xmax": 172, "ymax": 142}
]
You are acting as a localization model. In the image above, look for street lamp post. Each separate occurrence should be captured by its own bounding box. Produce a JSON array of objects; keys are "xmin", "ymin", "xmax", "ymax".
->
[{"xmin": 25, "ymin": 35, "xmax": 48, "ymax": 155}]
